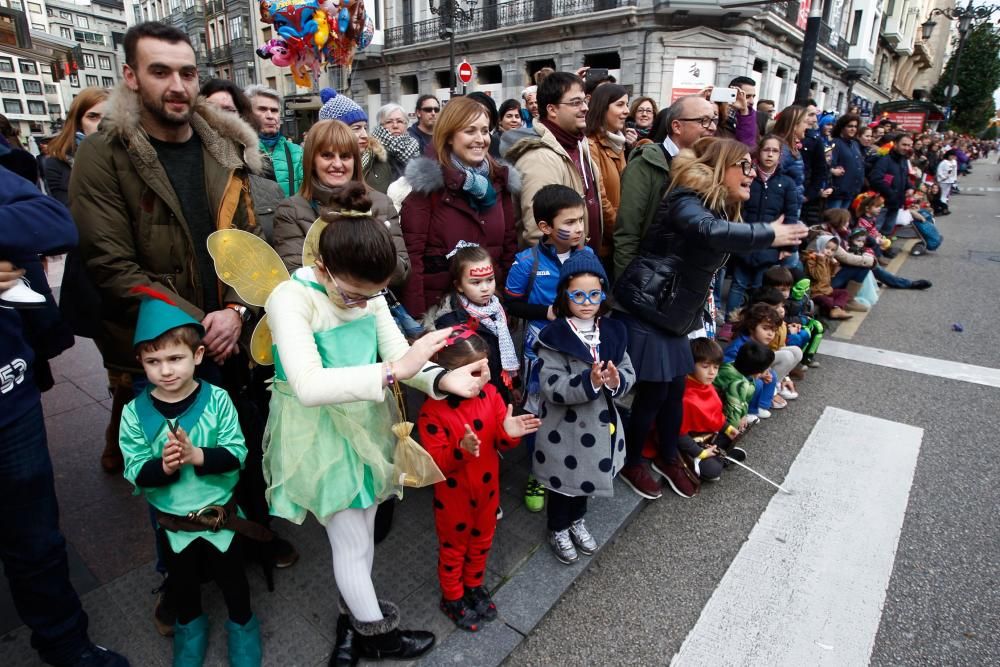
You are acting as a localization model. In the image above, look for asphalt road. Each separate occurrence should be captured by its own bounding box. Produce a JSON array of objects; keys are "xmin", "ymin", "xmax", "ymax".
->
[{"xmin": 504, "ymin": 159, "xmax": 1000, "ymax": 667}]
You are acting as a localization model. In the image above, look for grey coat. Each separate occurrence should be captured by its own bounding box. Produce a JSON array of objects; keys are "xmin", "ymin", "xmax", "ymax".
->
[{"xmin": 533, "ymin": 317, "xmax": 635, "ymax": 497}]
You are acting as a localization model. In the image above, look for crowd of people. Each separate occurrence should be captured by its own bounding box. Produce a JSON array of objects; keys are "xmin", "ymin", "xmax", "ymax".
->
[{"xmin": 1, "ymin": 19, "xmax": 994, "ymax": 667}]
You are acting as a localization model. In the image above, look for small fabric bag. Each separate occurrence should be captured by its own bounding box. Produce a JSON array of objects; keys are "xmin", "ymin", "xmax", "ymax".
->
[{"xmin": 389, "ymin": 382, "xmax": 445, "ymax": 488}]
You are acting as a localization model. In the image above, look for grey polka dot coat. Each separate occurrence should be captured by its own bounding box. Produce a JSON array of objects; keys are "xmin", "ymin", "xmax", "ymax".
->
[{"xmin": 532, "ymin": 317, "xmax": 635, "ymax": 497}]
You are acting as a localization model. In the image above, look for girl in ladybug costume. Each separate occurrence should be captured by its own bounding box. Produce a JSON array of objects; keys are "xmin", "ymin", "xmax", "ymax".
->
[{"xmin": 417, "ymin": 328, "xmax": 540, "ymax": 631}]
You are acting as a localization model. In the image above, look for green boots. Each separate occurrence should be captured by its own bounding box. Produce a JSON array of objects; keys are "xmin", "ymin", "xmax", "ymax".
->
[{"xmin": 172, "ymin": 614, "xmax": 262, "ymax": 667}]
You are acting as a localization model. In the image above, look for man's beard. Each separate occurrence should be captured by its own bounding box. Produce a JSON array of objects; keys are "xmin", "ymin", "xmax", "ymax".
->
[{"xmin": 139, "ymin": 85, "xmax": 192, "ymax": 127}]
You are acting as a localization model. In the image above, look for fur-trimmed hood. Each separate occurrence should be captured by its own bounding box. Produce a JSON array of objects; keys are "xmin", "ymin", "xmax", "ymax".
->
[
  {"xmin": 102, "ymin": 83, "xmax": 264, "ymax": 175},
  {"xmin": 404, "ymin": 155, "xmax": 521, "ymax": 196}
]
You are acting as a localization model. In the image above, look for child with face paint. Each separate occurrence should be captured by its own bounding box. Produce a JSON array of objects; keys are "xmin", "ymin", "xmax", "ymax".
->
[
  {"xmin": 532, "ymin": 252, "xmax": 635, "ymax": 564},
  {"xmin": 426, "ymin": 242, "xmax": 520, "ymax": 402},
  {"xmin": 504, "ymin": 184, "xmax": 595, "ymax": 513}
]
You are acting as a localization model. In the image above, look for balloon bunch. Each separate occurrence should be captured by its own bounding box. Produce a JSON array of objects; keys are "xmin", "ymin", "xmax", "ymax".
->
[{"xmin": 256, "ymin": 0, "xmax": 375, "ymax": 87}]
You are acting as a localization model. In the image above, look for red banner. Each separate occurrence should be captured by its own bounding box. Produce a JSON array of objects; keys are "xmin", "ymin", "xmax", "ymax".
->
[
  {"xmin": 885, "ymin": 112, "xmax": 926, "ymax": 132},
  {"xmin": 797, "ymin": 0, "xmax": 811, "ymax": 29}
]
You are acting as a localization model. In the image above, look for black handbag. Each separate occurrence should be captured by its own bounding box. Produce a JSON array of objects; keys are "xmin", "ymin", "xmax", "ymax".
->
[{"xmin": 613, "ymin": 254, "xmax": 706, "ymax": 337}]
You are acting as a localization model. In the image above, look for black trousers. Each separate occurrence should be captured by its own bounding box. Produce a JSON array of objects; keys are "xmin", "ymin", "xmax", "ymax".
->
[
  {"xmin": 547, "ymin": 493, "xmax": 587, "ymax": 532},
  {"xmin": 160, "ymin": 532, "xmax": 252, "ymax": 626},
  {"xmin": 624, "ymin": 376, "xmax": 686, "ymax": 466}
]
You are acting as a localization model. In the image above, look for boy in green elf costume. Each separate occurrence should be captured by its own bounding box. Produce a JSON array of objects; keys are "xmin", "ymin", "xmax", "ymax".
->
[{"xmin": 119, "ymin": 287, "xmax": 261, "ymax": 666}]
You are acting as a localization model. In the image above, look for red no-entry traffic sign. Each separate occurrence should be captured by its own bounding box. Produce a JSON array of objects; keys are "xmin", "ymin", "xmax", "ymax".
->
[{"xmin": 457, "ymin": 61, "xmax": 474, "ymax": 85}]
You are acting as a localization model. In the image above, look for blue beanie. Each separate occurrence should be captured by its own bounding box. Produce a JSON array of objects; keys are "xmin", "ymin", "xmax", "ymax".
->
[
  {"xmin": 318, "ymin": 88, "xmax": 368, "ymax": 125},
  {"xmin": 557, "ymin": 250, "xmax": 608, "ymax": 290}
]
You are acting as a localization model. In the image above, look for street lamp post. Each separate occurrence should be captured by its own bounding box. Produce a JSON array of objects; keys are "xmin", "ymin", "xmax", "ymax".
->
[
  {"xmin": 429, "ymin": 0, "xmax": 478, "ymax": 97},
  {"xmin": 921, "ymin": 0, "xmax": 999, "ymax": 124}
]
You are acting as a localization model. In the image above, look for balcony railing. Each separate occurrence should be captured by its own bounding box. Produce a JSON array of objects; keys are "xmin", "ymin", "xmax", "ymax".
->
[
  {"xmin": 207, "ymin": 44, "xmax": 232, "ymax": 64},
  {"xmin": 764, "ymin": 1, "xmax": 849, "ymax": 59},
  {"xmin": 385, "ymin": 0, "xmax": 636, "ymax": 49},
  {"xmin": 205, "ymin": 0, "xmax": 224, "ymax": 16}
]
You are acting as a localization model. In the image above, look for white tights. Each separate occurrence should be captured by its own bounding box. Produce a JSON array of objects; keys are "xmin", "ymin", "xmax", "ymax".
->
[{"xmin": 324, "ymin": 505, "xmax": 382, "ymax": 622}]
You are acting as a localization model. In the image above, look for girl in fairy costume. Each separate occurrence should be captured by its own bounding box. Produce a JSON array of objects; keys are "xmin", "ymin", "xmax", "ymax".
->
[{"xmin": 263, "ymin": 183, "xmax": 486, "ymax": 663}]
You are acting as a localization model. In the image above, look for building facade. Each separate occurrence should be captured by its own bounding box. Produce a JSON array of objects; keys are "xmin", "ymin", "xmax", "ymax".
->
[{"xmin": 341, "ymin": 0, "xmax": 954, "ymax": 124}]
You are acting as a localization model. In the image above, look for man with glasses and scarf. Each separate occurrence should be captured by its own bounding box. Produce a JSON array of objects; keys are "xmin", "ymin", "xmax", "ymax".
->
[
  {"xmin": 408, "ymin": 94, "xmax": 439, "ymax": 156},
  {"xmin": 506, "ymin": 72, "xmax": 604, "ymax": 252}
]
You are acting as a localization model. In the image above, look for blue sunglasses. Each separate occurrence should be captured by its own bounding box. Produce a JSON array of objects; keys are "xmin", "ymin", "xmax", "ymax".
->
[{"xmin": 566, "ymin": 289, "xmax": 606, "ymax": 305}]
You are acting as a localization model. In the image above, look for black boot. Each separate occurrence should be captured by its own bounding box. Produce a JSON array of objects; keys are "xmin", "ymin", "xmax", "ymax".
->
[
  {"xmin": 328, "ymin": 614, "xmax": 358, "ymax": 666},
  {"xmin": 352, "ymin": 600, "xmax": 435, "ymax": 661}
]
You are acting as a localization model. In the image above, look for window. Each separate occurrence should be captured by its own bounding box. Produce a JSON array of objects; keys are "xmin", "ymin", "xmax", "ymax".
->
[
  {"xmin": 86, "ymin": 74, "xmax": 99, "ymax": 86},
  {"xmin": 19, "ymin": 60, "xmax": 37, "ymax": 74},
  {"xmin": 75, "ymin": 30, "xmax": 105, "ymax": 45},
  {"xmin": 98, "ymin": 55, "xmax": 111, "ymax": 70},
  {"xmin": 27, "ymin": 1, "xmax": 41, "ymax": 13},
  {"xmin": 133, "ymin": 4, "xmax": 141, "ymax": 23},
  {"xmin": 60, "ymin": 26, "xmax": 72, "ymax": 39},
  {"xmin": 266, "ymin": 76, "xmax": 276, "ymax": 90},
  {"xmin": 234, "ymin": 67, "xmax": 247, "ymax": 89},
  {"xmin": 0, "ymin": 77, "xmax": 17, "ymax": 93},
  {"xmin": 261, "ymin": 25, "xmax": 271, "ymax": 41},
  {"xmin": 849, "ymin": 10, "xmax": 863, "ymax": 46},
  {"xmin": 69, "ymin": 73, "xmax": 79, "ymax": 87},
  {"xmin": 3, "ymin": 99, "xmax": 23, "ymax": 114},
  {"xmin": 44, "ymin": 83, "xmax": 56, "ymax": 93},
  {"xmin": 84, "ymin": 53, "xmax": 95, "ymax": 68},
  {"xmin": 28, "ymin": 100, "xmax": 46, "ymax": 115},
  {"xmin": 102, "ymin": 76, "xmax": 114, "ymax": 87},
  {"xmin": 0, "ymin": 56, "xmax": 12, "ymax": 72},
  {"xmin": 23, "ymin": 79, "xmax": 42, "ymax": 94},
  {"xmin": 32, "ymin": 23, "xmax": 45, "ymax": 31},
  {"xmin": 229, "ymin": 16, "xmax": 242, "ymax": 40},
  {"xmin": 76, "ymin": 14, "xmax": 88, "ymax": 28}
]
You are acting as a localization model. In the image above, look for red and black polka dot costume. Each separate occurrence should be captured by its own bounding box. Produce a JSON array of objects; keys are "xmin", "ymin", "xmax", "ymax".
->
[{"xmin": 417, "ymin": 383, "xmax": 519, "ymax": 601}]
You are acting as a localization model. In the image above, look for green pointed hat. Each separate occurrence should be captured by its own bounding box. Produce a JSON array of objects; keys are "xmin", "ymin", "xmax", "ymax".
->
[{"xmin": 131, "ymin": 286, "xmax": 205, "ymax": 347}]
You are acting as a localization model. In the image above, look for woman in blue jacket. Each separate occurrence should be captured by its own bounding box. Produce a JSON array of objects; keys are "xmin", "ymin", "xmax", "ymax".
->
[
  {"xmin": 828, "ymin": 114, "xmax": 865, "ymax": 209},
  {"xmin": 725, "ymin": 134, "xmax": 801, "ymax": 318},
  {"xmin": 772, "ymin": 105, "xmax": 810, "ymax": 218}
]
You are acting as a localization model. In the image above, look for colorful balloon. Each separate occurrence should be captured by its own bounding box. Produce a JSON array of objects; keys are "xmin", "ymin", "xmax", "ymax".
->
[{"xmin": 257, "ymin": 0, "xmax": 368, "ymax": 82}]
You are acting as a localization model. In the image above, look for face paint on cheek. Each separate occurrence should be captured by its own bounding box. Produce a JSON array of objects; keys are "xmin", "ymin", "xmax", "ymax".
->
[{"xmin": 556, "ymin": 228, "xmax": 572, "ymax": 241}]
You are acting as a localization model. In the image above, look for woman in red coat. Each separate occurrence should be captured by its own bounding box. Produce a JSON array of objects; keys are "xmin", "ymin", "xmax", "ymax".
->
[{"xmin": 400, "ymin": 96, "xmax": 519, "ymax": 318}]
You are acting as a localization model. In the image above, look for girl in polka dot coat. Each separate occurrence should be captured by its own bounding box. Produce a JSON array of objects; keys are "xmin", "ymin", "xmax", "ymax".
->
[
  {"xmin": 533, "ymin": 252, "xmax": 635, "ymax": 564},
  {"xmin": 417, "ymin": 329, "xmax": 540, "ymax": 631}
]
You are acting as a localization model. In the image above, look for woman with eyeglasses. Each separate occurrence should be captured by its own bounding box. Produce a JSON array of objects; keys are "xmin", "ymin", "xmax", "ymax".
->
[
  {"xmin": 264, "ymin": 180, "xmax": 489, "ymax": 663},
  {"xmin": 627, "ymin": 97, "xmax": 658, "ymax": 146},
  {"xmin": 614, "ymin": 137, "xmax": 807, "ymax": 500},
  {"xmin": 271, "ymin": 120, "xmax": 409, "ymax": 289},
  {"xmin": 771, "ymin": 105, "xmax": 811, "ymax": 218},
  {"xmin": 399, "ymin": 96, "xmax": 519, "ymax": 319},
  {"xmin": 372, "ymin": 103, "xmax": 421, "ymax": 180},
  {"xmin": 828, "ymin": 114, "xmax": 865, "ymax": 209},
  {"xmin": 586, "ymin": 84, "xmax": 633, "ymax": 262}
]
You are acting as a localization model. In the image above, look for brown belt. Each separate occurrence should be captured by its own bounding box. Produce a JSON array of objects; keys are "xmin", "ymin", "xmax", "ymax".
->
[{"xmin": 156, "ymin": 498, "xmax": 274, "ymax": 543}]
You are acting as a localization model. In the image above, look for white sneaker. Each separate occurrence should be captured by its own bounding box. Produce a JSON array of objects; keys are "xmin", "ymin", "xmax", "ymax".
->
[
  {"xmin": 0, "ymin": 279, "xmax": 46, "ymax": 310},
  {"xmin": 779, "ymin": 388, "xmax": 799, "ymax": 400},
  {"xmin": 746, "ymin": 414, "xmax": 761, "ymax": 426},
  {"xmin": 755, "ymin": 408, "xmax": 772, "ymax": 419}
]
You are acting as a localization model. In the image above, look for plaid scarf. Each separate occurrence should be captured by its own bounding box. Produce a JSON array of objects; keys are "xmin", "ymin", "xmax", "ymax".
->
[{"xmin": 460, "ymin": 295, "xmax": 519, "ymax": 373}]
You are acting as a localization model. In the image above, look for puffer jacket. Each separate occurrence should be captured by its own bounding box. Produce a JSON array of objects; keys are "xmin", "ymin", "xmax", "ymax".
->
[
  {"xmin": 615, "ymin": 187, "xmax": 774, "ymax": 336},
  {"xmin": 733, "ymin": 164, "xmax": 800, "ymax": 270},
  {"xmin": 69, "ymin": 85, "xmax": 263, "ymax": 372},
  {"xmin": 260, "ymin": 134, "xmax": 304, "ymax": 197},
  {"xmin": 363, "ymin": 137, "xmax": 395, "ymax": 194},
  {"xmin": 779, "ymin": 143, "xmax": 805, "ymax": 213},
  {"xmin": 613, "ymin": 141, "xmax": 671, "ymax": 279},
  {"xmin": 271, "ymin": 185, "xmax": 409, "ymax": 288},
  {"xmin": 867, "ymin": 150, "xmax": 910, "ymax": 213},
  {"xmin": 830, "ymin": 136, "xmax": 865, "ymax": 202},
  {"xmin": 399, "ymin": 156, "xmax": 519, "ymax": 318},
  {"xmin": 588, "ymin": 131, "xmax": 626, "ymax": 257},
  {"xmin": 505, "ymin": 122, "xmax": 603, "ymax": 248}
]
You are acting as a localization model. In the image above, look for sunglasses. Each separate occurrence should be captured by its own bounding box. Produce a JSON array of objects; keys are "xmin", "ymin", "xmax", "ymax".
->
[
  {"xmin": 566, "ymin": 289, "xmax": 606, "ymax": 305},
  {"xmin": 420, "ymin": 107, "xmax": 440, "ymax": 113}
]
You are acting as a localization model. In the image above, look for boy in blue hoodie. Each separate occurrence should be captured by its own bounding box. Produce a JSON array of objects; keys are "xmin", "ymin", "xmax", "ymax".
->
[
  {"xmin": 505, "ymin": 184, "xmax": 594, "ymax": 511},
  {"xmin": 0, "ymin": 165, "xmax": 129, "ymax": 666}
]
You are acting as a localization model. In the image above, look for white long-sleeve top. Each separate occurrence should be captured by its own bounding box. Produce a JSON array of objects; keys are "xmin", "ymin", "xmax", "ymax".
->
[
  {"xmin": 266, "ymin": 267, "xmax": 446, "ymax": 408},
  {"xmin": 936, "ymin": 159, "xmax": 957, "ymax": 185}
]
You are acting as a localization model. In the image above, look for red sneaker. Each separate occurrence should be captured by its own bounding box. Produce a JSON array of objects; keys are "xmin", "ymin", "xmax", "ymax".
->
[
  {"xmin": 650, "ymin": 457, "xmax": 699, "ymax": 499},
  {"xmin": 619, "ymin": 462, "xmax": 662, "ymax": 500}
]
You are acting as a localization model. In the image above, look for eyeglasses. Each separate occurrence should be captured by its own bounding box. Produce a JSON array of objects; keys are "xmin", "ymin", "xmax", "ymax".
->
[
  {"xmin": 565, "ymin": 289, "xmax": 606, "ymax": 305},
  {"xmin": 329, "ymin": 273, "xmax": 388, "ymax": 306},
  {"xmin": 679, "ymin": 116, "xmax": 719, "ymax": 129},
  {"xmin": 420, "ymin": 107, "xmax": 440, "ymax": 113},
  {"xmin": 734, "ymin": 160, "xmax": 755, "ymax": 177},
  {"xmin": 557, "ymin": 98, "xmax": 587, "ymax": 109},
  {"xmin": 636, "ymin": 107, "xmax": 654, "ymax": 114}
]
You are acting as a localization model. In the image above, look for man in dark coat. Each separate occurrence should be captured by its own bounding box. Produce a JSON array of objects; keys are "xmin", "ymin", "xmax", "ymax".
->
[{"xmin": 868, "ymin": 133, "xmax": 914, "ymax": 235}]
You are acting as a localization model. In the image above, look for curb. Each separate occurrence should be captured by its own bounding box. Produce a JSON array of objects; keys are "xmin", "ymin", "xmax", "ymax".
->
[{"xmin": 418, "ymin": 478, "xmax": 647, "ymax": 665}]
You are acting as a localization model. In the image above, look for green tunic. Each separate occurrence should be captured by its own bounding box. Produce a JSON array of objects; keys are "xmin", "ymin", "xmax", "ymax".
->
[{"xmin": 121, "ymin": 382, "xmax": 247, "ymax": 553}]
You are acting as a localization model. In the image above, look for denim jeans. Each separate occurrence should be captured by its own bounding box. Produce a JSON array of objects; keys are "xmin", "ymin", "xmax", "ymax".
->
[
  {"xmin": 877, "ymin": 208, "xmax": 894, "ymax": 235},
  {"xmin": 0, "ymin": 403, "xmax": 90, "ymax": 665},
  {"xmin": 831, "ymin": 264, "xmax": 912, "ymax": 289},
  {"xmin": 725, "ymin": 263, "xmax": 766, "ymax": 318}
]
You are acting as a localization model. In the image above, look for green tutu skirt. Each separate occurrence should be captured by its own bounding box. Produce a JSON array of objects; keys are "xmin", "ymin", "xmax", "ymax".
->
[{"xmin": 263, "ymin": 380, "xmax": 402, "ymax": 525}]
